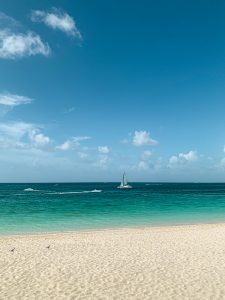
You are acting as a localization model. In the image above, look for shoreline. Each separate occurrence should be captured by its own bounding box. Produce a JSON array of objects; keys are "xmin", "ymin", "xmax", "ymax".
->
[{"xmin": 1, "ymin": 220, "xmax": 225, "ymax": 238}]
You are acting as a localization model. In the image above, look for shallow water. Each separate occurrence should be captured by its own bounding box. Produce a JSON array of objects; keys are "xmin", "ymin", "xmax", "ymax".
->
[{"xmin": 1, "ymin": 183, "xmax": 225, "ymax": 234}]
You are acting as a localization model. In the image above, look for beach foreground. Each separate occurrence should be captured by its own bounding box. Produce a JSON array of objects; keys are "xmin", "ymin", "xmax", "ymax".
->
[{"xmin": 1, "ymin": 224, "xmax": 225, "ymax": 299}]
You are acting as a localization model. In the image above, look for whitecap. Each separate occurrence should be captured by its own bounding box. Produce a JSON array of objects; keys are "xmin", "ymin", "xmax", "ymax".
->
[{"xmin": 47, "ymin": 191, "xmax": 84, "ymax": 195}]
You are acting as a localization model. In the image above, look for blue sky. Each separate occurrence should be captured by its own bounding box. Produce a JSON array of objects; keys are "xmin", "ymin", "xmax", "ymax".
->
[{"xmin": 1, "ymin": 0, "xmax": 225, "ymax": 182}]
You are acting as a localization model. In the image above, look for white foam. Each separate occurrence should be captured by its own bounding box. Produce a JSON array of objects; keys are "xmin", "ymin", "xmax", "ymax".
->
[
  {"xmin": 91, "ymin": 189, "xmax": 102, "ymax": 193},
  {"xmin": 47, "ymin": 189, "xmax": 102, "ymax": 195}
]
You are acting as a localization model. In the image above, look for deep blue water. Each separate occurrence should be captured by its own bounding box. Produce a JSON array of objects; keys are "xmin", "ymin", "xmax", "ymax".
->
[{"xmin": 1, "ymin": 183, "xmax": 225, "ymax": 234}]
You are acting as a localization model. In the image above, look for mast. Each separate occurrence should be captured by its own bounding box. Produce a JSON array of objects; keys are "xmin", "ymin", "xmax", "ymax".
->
[
  {"xmin": 118, "ymin": 171, "xmax": 132, "ymax": 188},
  {"xmin": 123, "ymin": 172, "xmax": 127, "ymax": 186}
]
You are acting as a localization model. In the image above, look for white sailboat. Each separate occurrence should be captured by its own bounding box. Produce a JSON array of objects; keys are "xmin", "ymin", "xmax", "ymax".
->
[{"xmin": 117, "ymin": 172, "xmax": 132, "ymax": 189}]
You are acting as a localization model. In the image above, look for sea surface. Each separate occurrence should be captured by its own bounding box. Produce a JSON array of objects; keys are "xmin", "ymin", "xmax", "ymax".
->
[{"xmin": 1, "ymin": 183, "xmax": 225, "ymax": 234}]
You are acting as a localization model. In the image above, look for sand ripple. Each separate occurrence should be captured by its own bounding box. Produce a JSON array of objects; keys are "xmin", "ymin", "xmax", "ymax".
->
[{"xmin": 1, "ymin": 224, "xmax": 225, "ymax": 299}]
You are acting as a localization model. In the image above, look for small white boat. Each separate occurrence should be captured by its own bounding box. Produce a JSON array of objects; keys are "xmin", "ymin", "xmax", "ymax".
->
[
  {"xmin": 24, "ymin": 188, "xmax": 35, "ymax": 191},
  {"xmin": 117, "ymin": 172, "xmax": 132, "ymax": 189}
]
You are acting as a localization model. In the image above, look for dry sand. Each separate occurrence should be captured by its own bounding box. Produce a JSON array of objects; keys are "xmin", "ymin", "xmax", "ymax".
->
[{"xmin": 1, "ymin": 223, "xmax": 225, "ymax": 299}]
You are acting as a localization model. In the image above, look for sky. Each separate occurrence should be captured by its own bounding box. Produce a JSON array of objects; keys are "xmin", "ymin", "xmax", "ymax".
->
[{"xmin": 1, "ymin": 0, "xmax": 225, "ymax": 182}]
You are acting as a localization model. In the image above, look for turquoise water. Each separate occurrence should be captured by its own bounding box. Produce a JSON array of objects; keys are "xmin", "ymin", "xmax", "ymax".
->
[{"xmin": 1, "ymin": 183, "xmax": 225, "ymax": 234}]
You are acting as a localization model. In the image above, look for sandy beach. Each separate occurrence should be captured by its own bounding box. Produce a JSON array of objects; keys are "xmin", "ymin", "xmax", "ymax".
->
[{"xmin": 1, "ymin": 224, "xmax": 225, "ymax": 300}]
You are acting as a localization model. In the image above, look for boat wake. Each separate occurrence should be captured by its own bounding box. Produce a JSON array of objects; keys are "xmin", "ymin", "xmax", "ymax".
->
[
  {"xmin": 91, "ymin": 189, "xmax": 102, "ymax": 193},
  {"xmin": 24, "ymin": 188, "xmax": 39, "ymax": 192},
  {"xmin": 47, "ymin": 189, "xmax": 102, "ymax": 195}
]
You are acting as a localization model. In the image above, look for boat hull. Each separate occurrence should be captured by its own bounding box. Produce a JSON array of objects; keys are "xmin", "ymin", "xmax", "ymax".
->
[{"xmin": 117, "ymin": 185, "xmax": 132, "ymax": 189}]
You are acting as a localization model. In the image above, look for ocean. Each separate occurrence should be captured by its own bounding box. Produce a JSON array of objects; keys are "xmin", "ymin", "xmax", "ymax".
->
[{"xmin": 1, "ymin": 182, "xmax": 225, "ymax": 234}]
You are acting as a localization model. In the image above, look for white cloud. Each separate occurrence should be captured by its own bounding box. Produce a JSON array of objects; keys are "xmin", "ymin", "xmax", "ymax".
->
[
  {"xmin": 56, "ymin": 136, "xmax": 91, "ymax": 151},
  {"xmin": 31, "ymin": 8, "xmax": 82, "ymax": 39},
  {"xmin": 56, "ymin": 140, "xmax": 71, "ymax": 151},
  {"xmin": 99, "ymin": 154, "xmax": 110, "ymax": 168},
  {"xmin": 0, "ymin": 121, "xmax": 50, "ymax": 148},
  {"xmin": 169, "ymin": 150, "xmax": 198, "ymax": 166},
  {"xmin": 0, "ymin": 93, "xmax": 33, "ymax": 115},
  {"xmin": 72, "ymin": 136, "xmax": 91, "ymax": 148},
  {"xmin": 137, "ymin": 151, "xmax": 153, "ymax": 171},
  {"xmin": 0, "ymin": 29, "xmax": 50, "ymax": 59},
  {"xmin": 179, "ymin": 151, "xmax": 198, "ymax": 161},
  {"xmin": 29, "ymin": 130, "xmax": 50, "ymax": 147},
  {"xmin": 169, "ymin": 155, "xmax": 179, "ymax": 164},
  {"xmin": 132, "ymin": 130, "xmax": 158, "ymax": 147},
  {"xmin": 0, "ymin": 122, "xmax": 33, "ymax": 139},
  {"xmin": 0, "ymin": 12, "xmax": 50, "ymax": 59},
  {"xmin": 138, "ymin": 161, "xmax": 149, "ymax": 170},
  {"xmin": 0, "ymin": 92, "xmax": 32, "ymax": 107},
  {"xmin": 98, "ymin": 146, "xmax": 110, "ymax": 154},
  {"xmin": 95, "ymin": 147, "xmax": 111, "ymax": 169}
]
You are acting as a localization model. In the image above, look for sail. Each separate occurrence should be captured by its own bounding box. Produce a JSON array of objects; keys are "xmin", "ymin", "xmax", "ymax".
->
[{"xmin": 118, "ymin": 172, "xmax": 132, "ymax": 189}]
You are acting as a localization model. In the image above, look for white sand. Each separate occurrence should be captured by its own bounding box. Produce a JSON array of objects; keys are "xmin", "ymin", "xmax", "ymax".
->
[{"xmin": 1, "ymin": 223, "xmax": 225, "ymax": 299}]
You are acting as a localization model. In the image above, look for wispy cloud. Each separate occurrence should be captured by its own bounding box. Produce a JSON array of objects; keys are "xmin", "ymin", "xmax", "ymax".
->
[
  {"xmin": 0, "ymin": 92, "xmax": 32, "ymax": 107},
  {"xmin": 0, "ymin": 29, "xmax": 50, "ymax": 59},
  {"xmin": 0, "ymin": 92, "xmax": 33, "ymax": 115},
  {"xmin": 31, "ymin": 8, "xmax": 82, "ymax": 39},
  {"xmin": 0, "ymin": 12, "xmax": 19, "ymax": 28},
  {"xmin": 63, "ymin": 107, "xmax": 75, "ymax": 114},
  {"xmin": 73, "ymin": 136, "xmax": 91, "ymax": 145},
  {"xmin": 132, "ymin": 130, "xmax": 158, "ymax": 147},
  {"xmin": 56, "ymin": 136, "xmax": 91, "ymax": 151}
]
